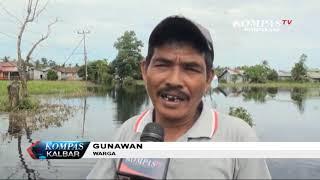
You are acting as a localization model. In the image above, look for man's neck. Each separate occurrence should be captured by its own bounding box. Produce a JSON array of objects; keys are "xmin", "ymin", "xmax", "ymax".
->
[{"xmin": 153, "ymin": 102, "xmax": 203, "ymax": 141}]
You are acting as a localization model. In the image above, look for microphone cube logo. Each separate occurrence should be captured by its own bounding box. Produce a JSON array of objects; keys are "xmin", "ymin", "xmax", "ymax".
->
[{"xmin": 27, "ymin": 141, "xmax": 90, "ymax": 159}]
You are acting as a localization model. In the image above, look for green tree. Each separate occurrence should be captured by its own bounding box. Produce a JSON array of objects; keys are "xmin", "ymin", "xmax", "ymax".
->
[
  {"xmin": 262, "ymin": 60, "xmax": 269, "ymax": 67},
  {"xmin": 78, "ymin": 60, "xmax": 112, "ymax": 84},
  {"xmin": 112, "ymin": 31, "xmax": 143, "ymax": 82},
  {"xmin": 267, "ymin": 69, "xmax": 278, "ymax": 81},
  {"xmin": 243, "ymin": 65, "xmax": 269, "ymax": 83},
  {"xmin": 48, "ymin": 60, "xmax": 56, "ymax": 67},
  {"xmin": 41, "ymin": 57, "xmax": 48, "ymax": 66},
  {"xmin": 3, "ymin": 56, "xmax": 10, "ymax": 62},
  {"xmin": 47, "ymin": 70, "xmax": 58, "ymax": 80},
  {"xmin": 291, "ymin": 54, "xmax": 308, "ymax": 82},
  {"xmin": 35, "ymin": 60, "xmax": 41, "ymax": 69}
]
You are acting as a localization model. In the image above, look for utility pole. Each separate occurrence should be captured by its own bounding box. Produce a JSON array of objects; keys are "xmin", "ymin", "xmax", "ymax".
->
[{"xmin": 77, "ymin": 30, "xmax": 90, "ymax": 81}]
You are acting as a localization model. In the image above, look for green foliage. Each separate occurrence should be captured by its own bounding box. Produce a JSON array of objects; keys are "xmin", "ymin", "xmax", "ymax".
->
[
  {"xmin": 243, "ymin": 64, "xmax": 269, "ymax": 83},
  {"xmin": 123, "ymin": 76, "xmax": 135, "ymax": 86},
  {"xmin": 290, "ymin": 88, "xmax": 308, "ymax": 113},
  {"xmin": 219, "ymin": 79, "xmax": 227, "ymax": 83},
  {"xmin": 231, "ymin": 75, "xmax": 238, "ymax": 83},
  {"xmin": 267, "ymin": 69, "xmax": 278, "ymax": 81},
  {"xmin": 17, "ymin": 97, "xmax": 40, "ymax": 111},
  {"xmin": 243, "ymin": 61, "xmax": 278, "ymax": 83},
  {"xmin": 0, "ymin": 96, "xmax": 9, "ymax": 111},
  {"xmin": 47, "ymin": 70, "xmax": 58, "ymax": 80},
  {"xmin": 78, "ymin": 59, "xmax": 112, "ymax": 84},
  {"xmin": 214, "ymin": 65, "xmax": 226, "ymax": 77},
  {"xmin": 291, "ymin": 54, "xmax": 308, "ymax": 82},
  {"xmin": 229, "ymin": 106, "xmax": 254, "ymax": 127},
  {"xmin": 112, "ymin": 30, "xmax": 143, "ymax": 81}
]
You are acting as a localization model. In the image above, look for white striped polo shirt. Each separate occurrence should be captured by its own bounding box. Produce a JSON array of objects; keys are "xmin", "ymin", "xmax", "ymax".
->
[{"xmin": 87, "ymin": 101, "xmax": 271, "ymax": 179}]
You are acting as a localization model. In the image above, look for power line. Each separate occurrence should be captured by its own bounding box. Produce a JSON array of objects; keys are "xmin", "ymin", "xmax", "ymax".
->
[
  {"xmin": 62, "ymin": 37, "xmax": 84, "ymax": 65},
  {"xmin": 0, "ymin": 2, "xmax": 22, "ymax": 24},
  {"xmin": 0, "ymin": 31, "xmax": 16, "ymax": 39}
]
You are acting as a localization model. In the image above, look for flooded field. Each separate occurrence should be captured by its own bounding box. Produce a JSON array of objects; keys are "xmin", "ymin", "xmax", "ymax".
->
[{"xmin": 0, "ymin": 85, "xmax": 320, "ymax": 179}]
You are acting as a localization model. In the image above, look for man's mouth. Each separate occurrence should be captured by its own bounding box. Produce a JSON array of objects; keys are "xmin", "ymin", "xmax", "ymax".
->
[{"xmin": 159, "ymin": 92, "xmax": 188, "ymax": 103}]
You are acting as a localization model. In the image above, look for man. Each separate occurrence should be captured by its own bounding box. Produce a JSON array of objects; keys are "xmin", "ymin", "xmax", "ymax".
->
[{"xmin": 87, "ymin": 15, "xmax": 271, "ymax": 179}]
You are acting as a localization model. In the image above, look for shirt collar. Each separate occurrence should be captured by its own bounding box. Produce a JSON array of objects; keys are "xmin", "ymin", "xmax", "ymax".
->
[{"xmin": 133, "ymin": 101, "xmax": 218, "ymax": 139}]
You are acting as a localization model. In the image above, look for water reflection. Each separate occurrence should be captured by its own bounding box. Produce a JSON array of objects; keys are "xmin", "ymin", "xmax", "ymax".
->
[
  {"xmin": 4, "ymin": 105, "xmax": 76, "ymax": 179},
  {"xmin": 88, "ymin": 85, "xmax": 149, "ymax": 123},
  {"xmin": 214, "ymin": 86, "xmax": 317, "ymax": 112},
  {"xmin": 8, "ymin": 114, "xmax": 38, "ymax": 180},
  {"xmin": 242, "ymin": 87, "xmax": 269, "ymax": 103},
  {"xmin": 290, "ymin": 88, "xmax": 308, "ymax": 113}
]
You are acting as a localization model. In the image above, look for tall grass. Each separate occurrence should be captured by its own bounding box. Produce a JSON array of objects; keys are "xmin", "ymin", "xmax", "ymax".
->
[{"xmin": 0, "ymin": 80, "xmax": 92, "ymax": 97}]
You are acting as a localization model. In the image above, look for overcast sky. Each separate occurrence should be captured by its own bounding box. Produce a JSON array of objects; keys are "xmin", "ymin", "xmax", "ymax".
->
[{"xmin": 0, "ymin": 0, "xmax": 319, "ymax": 70}]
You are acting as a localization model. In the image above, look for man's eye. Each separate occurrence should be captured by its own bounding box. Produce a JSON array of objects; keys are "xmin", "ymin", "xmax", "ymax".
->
[
  {"xmin": 155, "ymin": 63, "xmax": 168, "ymax": 67},
  {"xmin": 185, "ymin": 67, "xmax": 201, "ymax": 72}
]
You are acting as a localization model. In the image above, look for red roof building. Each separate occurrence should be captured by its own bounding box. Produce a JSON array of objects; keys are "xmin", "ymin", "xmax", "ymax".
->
[{"xmin": 0, "ymin": 62, "xmax": 19, "ymax": 80}]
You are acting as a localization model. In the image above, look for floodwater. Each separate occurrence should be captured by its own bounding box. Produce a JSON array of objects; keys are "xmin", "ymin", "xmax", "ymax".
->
[{"xmin": 0, "ymin": 85, "xmax": 320, "ymax": 179}]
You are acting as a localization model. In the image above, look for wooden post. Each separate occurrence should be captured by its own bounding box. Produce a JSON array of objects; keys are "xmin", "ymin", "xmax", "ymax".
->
[{"xmin": 7, "ymin": 81, "xmax": 20, "ymax": 108}]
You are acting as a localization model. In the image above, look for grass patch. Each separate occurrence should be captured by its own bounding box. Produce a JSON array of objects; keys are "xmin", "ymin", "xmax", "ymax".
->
[
  {"xmin": 1, "ymin": 80, "xmax": 94, "ymax": 96},
  {"xmin": 134, "ymin": 80, "xmax": 145, "ymax": 86},
  {"xmin": 0, "ymin": 96, "xmax": 8, "ymax": 111},
  {"xmin": 0, "ymin": 80, "xmax": 94, "ymax": 112},
  {"xmin": 27, "ymin": 80, "xmax": 92, "ymax": 95}
]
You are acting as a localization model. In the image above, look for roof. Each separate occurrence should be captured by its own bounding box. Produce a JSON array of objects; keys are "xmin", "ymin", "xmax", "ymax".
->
[
  {"xmin": 218, "ymin": 68, "xmax": 243, "ymax": 79},
  {"xmin": 308, "ymin": 68, "xmax": 320, "ymax": 72},
  {"xmin": 0, "ymin": 62, "xmax": 18, "ymax": 72},
  {"xmin": 307, "ymin": 71, "xmax": 320, "ymax": 79},
  {"xmin": 278, "ymin": 70, "xmax": 291, "ymax": 77},
  {"xmin": 54, "ymin": 67, "xmax": 79, "ymax": 73}
]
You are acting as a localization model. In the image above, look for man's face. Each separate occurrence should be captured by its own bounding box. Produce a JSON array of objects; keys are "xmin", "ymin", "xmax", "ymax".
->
[{"xmin": 141, "ymin": 43, "xmax": 213, "ymax": 121}]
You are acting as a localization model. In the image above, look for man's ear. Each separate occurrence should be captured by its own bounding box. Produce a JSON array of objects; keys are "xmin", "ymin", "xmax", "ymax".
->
[{"xmin": 140, "ymin": 59, "xmax": 148, "ymax": 83}]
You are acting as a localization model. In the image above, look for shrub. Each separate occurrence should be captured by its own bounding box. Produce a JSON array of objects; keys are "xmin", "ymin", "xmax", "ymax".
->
[
  {"xmin": 123, "ymin": 76, "xmax": 135, "ymax": 86},
  {"xmin": 17, "ymin": 97, "xmax": 40, "ymax": 111},
  {"xmin": 47, "ymin": 70, "xmax": 58, "ymax": 80}
]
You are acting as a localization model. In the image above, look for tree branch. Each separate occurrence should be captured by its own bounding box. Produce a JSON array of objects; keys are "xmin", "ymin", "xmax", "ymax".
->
[
  {"xmin": 25, "ymin": 18, "xmax": 58, "ymax": 62},
  {"xmin": 35, "ymin": 0, "xmax": 49, "ymax": 20}
]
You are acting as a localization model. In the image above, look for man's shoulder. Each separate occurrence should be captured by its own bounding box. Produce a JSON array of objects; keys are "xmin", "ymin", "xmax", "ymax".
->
[
  {"xmin": 216, "ymin": 112, "xmax": 258, "ymax": 142},
  {"xmin": 113, "ymin": 114, "xmax": 141, "ymax": 141}
]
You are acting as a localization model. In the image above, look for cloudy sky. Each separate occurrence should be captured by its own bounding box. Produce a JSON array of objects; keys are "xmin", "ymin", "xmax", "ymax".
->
[{"xmin": 0, "ymin": 0, "xmax": 319, "ymax": 70}]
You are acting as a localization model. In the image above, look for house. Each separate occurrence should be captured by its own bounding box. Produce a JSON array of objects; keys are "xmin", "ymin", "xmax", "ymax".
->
[
  {"xmin": 0, "ymin": 62, "xmax": 19, "ymax": 80},
  {"xmin": 218, "ymin": 68, "xmax": 244, "ymax": 83},
  {"xmin": 307, "ymin": 69, "xmax": 320, "ymax": 82},
  {"xmin": 278, "ymin": 70, "xmax": 291, "ymax": 81},
  {"xmin": 54, "ymin": 67, "xmax": 80, "ymax": 80},
  {"xmin": 28, "ymin": 67, "xmax": 51, "ymax": 80}
]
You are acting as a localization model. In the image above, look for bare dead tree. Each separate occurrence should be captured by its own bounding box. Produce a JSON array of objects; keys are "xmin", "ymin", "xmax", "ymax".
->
[{"xmin": 16, "ymin": 0, "xmax": 58, "ymax": 98}]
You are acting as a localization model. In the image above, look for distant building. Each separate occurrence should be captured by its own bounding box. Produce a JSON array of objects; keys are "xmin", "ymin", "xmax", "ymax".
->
[
  {"xmin": 54, "ymin": 67, "xmax": 80, "ymax": 80},
  {"xmin": 218, "ymin": 68, "xmax": 244, "ymax": 83},
  {"xmin": 278, "ymin": 70, "xmax": 292, "ymax": 81},
  {"xmin": 307, "ymin": 69, "xmax": 320, "ymax": 82},
  {"xmin": 0, "ymin": 62, "xmax": 19, "ymax": 80},
  {"xmin": 28, "ymin": 67, "xmax": 52, "ymax": 80}
]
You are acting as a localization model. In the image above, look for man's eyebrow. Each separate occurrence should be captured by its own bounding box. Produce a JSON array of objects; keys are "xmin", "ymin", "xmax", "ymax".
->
[
  {"xmin": 183, "ymin": 62, "xmax": 204, "ymax": 69},
  {"xmin": 153, "ymin": 57, "xmax": 173, "ymax": 64}
]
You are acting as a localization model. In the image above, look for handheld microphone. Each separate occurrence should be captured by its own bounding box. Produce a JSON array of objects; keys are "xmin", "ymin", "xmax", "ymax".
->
[{"xmin": 117, "ymin": 123, "xmax": 170, "ymax": 179}]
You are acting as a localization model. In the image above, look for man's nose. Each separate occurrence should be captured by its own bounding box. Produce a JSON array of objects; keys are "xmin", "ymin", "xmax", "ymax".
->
[{"xmin": 166, "ymin": 66, "xmax": 183, "ymax": 87}]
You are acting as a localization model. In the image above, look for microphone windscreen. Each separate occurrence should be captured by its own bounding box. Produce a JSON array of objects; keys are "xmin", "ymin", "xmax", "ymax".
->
[{"xmin": 140, "ymin": 123, "xmax": 164, "ymax": 142}]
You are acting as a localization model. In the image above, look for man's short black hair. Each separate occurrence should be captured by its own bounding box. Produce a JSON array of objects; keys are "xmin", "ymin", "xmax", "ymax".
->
[{"xmin": 146, "ymin": 16, "xmax": 214, "ymax": 75}]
